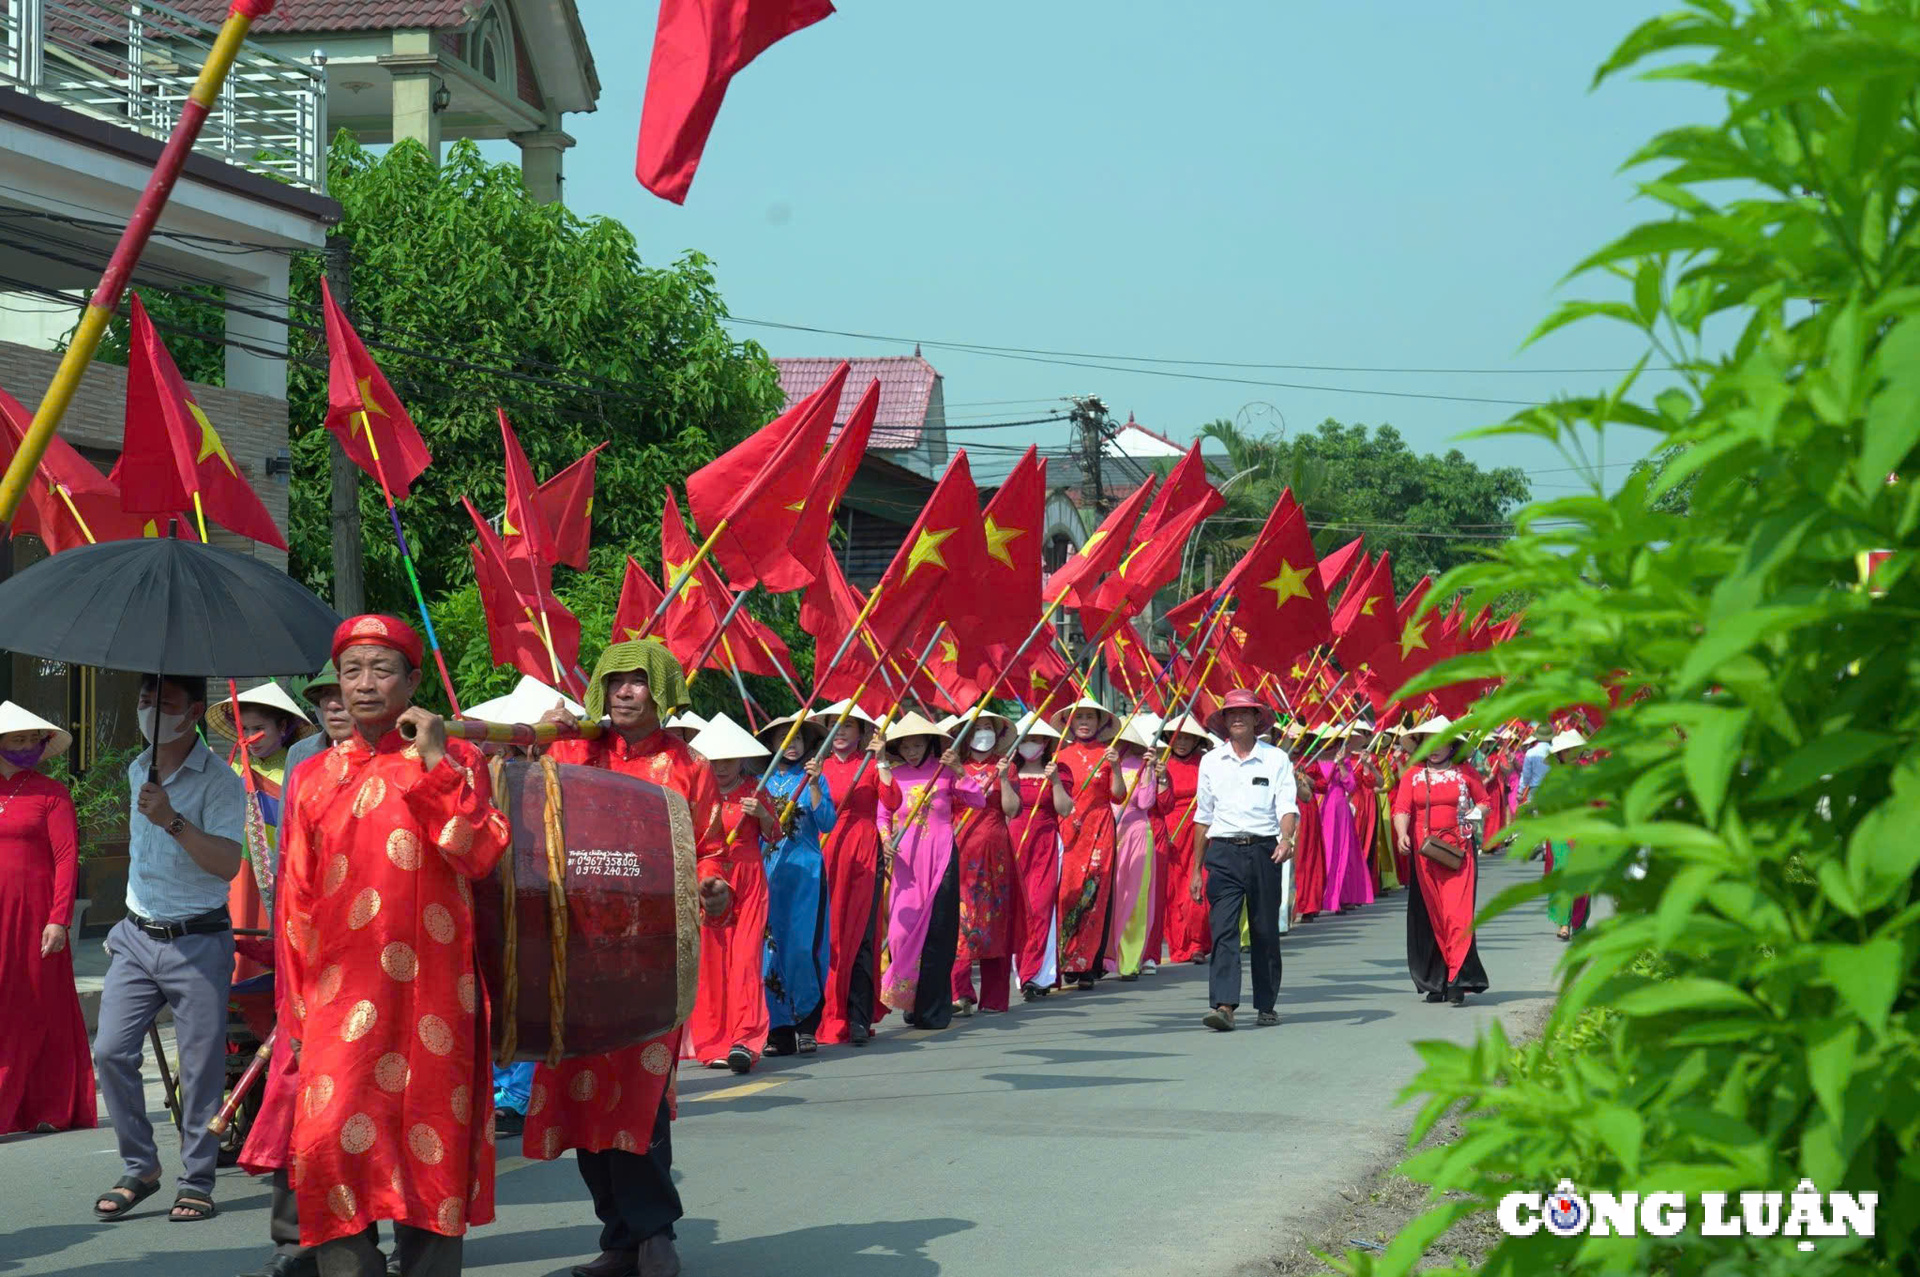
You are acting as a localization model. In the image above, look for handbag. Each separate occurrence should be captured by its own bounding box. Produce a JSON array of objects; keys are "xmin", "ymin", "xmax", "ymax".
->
[{"xmin": 1416, "ymin": 770, "xmax": 1465, "ymax": 869}]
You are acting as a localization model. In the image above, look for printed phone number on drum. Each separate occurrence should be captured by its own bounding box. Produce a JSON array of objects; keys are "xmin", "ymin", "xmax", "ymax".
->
[{"xmin": 569, "ymin": 849, "xmax": 645, "ymax": 879}]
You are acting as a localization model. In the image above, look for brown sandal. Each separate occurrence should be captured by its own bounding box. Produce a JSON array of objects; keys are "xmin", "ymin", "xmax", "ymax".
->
[
  {"xmin": 94, "ymin": 1175, "xmax": 159, "ymax": 1220},
  {"xmin": 168, "ymin": 1192, "xmax": 217, "ymax": 1222}
]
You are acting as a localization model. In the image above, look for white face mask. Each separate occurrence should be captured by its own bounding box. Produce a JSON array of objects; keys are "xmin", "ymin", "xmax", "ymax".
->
[
  {"xmin": 969, "ymin": 729, "xmax": 998, "ymax": 753},
  {"xmin": 139, "ymin": 705, "xmax": 193, "ymax": 745},
  {"xmin": 1017, "ymin": 741, "xmax": 1046, "ymax": 761}
]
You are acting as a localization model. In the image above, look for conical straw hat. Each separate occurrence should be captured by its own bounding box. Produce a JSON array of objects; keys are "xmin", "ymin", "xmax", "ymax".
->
[
  {"xmin": 809, "ymin": 698, "xmax": 878, "ymax": 729},
  {"xmin": 206, "ymin": 680, "xmax": 315, "ymax": 745},
  {"xmin": 1049, "ymin": 696, "xmax": 1117, "ymax": 738},
  {"xmin": 884, "ymin": 710, "xmax": 948, "ymax": 749},
  {"xmin": 1014, "ymin": 711, "xmax": 1060, "ymax": 741},
  {"xmin": 687, "ymin": 712, "xmax": 770, "ymax": 762},
  {"xmin": 462, "ymin": 675, "xmax": 585, "ymax": 725},
  {"xmin": 665, "ymin": 710, "xmax": 708, "ymax": 737},
  {"xmin": 0, "ymin": 701, "xmax": 71, "ymax": 761}
]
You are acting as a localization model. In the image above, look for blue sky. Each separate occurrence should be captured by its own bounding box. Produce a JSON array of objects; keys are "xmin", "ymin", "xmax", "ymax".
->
[{"xmin": 525, "ymin": 1, "xmax": 1711, "ymax": 496}]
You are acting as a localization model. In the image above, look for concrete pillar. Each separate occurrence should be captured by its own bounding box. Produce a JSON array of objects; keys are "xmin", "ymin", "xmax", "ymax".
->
[
  {"xmin": 224, "ymin": 254, "xmax": 289, "ymax": 400},
  {"xmin": 385, "ymin": 32, "xmax": 442, "ymax": 162},
  {"xmin": 513, "ymin": 127, "xmax": 574, "ymax": 204},
  {"xmin": 390, "ymin": 70, "xmax": 443, "ymax": 162}
]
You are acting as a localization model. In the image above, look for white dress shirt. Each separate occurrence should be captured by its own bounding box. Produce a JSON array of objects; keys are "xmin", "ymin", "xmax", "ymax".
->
[{"xmin": 1193, "ymin": 738, "xmax": 1298, "ymax": 837}]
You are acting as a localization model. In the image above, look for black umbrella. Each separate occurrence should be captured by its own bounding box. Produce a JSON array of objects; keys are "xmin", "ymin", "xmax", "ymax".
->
[{"xmin": 0, "ymin": 532, "xmax": 339, "ymax": 676}]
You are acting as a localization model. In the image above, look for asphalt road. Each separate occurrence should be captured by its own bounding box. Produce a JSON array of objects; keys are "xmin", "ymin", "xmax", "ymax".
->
[{"xmin": 0, "ymin": 855, "xmax": 1568, "ymax": 1277}]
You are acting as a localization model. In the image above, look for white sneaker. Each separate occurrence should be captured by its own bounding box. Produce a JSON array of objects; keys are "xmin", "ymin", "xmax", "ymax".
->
[{"xmin": 1142, "ymin": 959, "xmax": 1158, "ymax": 974}]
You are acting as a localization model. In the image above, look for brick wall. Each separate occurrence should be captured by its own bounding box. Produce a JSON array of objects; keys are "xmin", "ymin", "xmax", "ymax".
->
[{"xmin": 0, "ymin": 339, "xmax": 291, "ymax": 570}]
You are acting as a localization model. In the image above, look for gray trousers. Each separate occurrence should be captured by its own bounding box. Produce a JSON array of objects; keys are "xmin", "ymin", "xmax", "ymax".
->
[
  {"xmin": 316, "ymin": 1226, "xmax": 460, "ymax": 1277},
  {"xmin": 92, "ymin": 917, "xmax": 235, "ymax": 1195}
]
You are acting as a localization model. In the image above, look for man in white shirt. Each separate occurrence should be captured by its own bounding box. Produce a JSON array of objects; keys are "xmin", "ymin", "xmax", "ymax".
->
[{"xmin": 1189, "ymin": 689, "xmax": 1299, "ymax": 1032}]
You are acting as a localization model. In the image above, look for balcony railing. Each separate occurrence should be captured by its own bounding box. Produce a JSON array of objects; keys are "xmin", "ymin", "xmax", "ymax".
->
[{"xmin": 1, "ymin": 0, "xmax": 327, "ymax": 194}]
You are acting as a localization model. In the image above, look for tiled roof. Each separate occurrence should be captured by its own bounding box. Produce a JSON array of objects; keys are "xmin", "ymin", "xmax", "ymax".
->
[
  {"xmin": 163, "ymin": 0, "xmax": 477, "ymax": 32},
  {"xmin": 774, "ymin": 355, "xmax": 940, "ymax": 450}
]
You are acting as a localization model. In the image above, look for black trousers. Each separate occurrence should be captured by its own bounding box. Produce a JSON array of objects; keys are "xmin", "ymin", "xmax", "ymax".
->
[
  {"xmin": 1205, "ymin": 837, "xmax": 1283, "ymax": 1012},
  {"xmin": 846, "ymin": 873, "xmax": 883, "ymax": 1036},
  {"xmin": 910, "ymin": 851, "xmax": 963, "ymax": 1029},
  {"xmin": 575, "ymin": 1093, "xmax": 680, "ymax": 1254},
  {"xmin": 315, "ymin": 1227, "xmax": 456, "ymax": 1277},
  {"xmin": 269, "ymin": 1169, "xmax": 304, "ymax": 1256}
]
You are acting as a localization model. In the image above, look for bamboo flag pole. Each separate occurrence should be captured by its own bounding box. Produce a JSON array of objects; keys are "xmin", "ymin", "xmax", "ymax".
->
[
  {"xmin": 0, "ymin": 0, "xmax": 273, "ymax": 528},
  {"xmin": 366, "ymin": 420, "xmax": 462, "ymax": 713}
]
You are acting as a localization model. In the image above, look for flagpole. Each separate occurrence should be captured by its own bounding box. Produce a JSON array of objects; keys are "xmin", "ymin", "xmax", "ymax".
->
[
  {"xmin": 827, "ymin": 622, "xmax": 954, "ymax": 833},
  {"xmin": 756, "ymin": 581, "xmax": 892, "ymax": 792},
  {"xmin": 362, "ymin": 415, "xmax": 463, "ymax": 714},
  {"xmin": 633, "ymin": 516, "xmax": 731, "ymax": 643},
  {"xmin": 0, "ymin": 1, "xmax": 270, "ymax": 527},
  {"xmin": 685, "ymin": 586, "xmax": 756, "ymax": 680}
]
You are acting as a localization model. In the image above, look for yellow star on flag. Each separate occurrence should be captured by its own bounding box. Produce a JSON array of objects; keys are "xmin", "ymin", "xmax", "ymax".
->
[
  {"xmin": 1113, "ymin": 631, "xmax": 1131, "ymax": 649},
  {"xmin": 1079, "ymin": 528, "xmax": 1109, "ymax": 556},
  {"xmin": 983, "ymin": 516, "xmax": 1024, "ymax": 569},
  {"xmin": 1360, "ymin": 595, "xmax": 1381, "ymax": 616},
  {"xmin": 904, "ymin": 526, "xmax": 954, "ymax": 579},
  {"xmin": 1260, "ymin": 559, "xmax": 1312, "ymax": 608},
  {"xmin": 939, "ymin": 637, "xmax": 959, "ymax": 666},
  {"xmin": 1399, "ymin": 616, "xmax": 1430, "ymax": 660},
  {"xmin": 1288, "ymin": 662, "xmax": 1307, "ymax": 680},
  {"xmin": 786, "ymin": 498, "xmax": 807, "ymax": 513},
  {"xmin": 1114, "ymin": 543, "xmax": 1149, "ymax": 577},
  {"xmin": 502, "ymin": 513, "xmax": 519, "ymax": 537},
  {"xmin": 664, "ymin": 558, "xmax": 702, "ymax": 601},
  {"xmin": 622, "ymin": 628, "xmax": 645, "ymax": 641},
  {"xmin": 188, "ymin": 403, "xmax": 238, "ymax": 476},
  {"xmin": 1029, "ymin": 670, "xmax": 1049, "ymax": 694}
]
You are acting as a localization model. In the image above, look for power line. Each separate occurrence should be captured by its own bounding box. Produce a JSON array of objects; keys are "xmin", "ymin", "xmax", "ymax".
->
[{"xmin": 727, "ymin": 315, "xmax": 1667, "ymax": 377}]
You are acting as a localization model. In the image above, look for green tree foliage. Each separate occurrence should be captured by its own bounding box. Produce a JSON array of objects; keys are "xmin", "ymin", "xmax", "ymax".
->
[
  {"xmin": 1354, "ymin": 4, "xmax": 1920, "ymax": 1274},
  {"xmin": 284, "ymin": 137, "xmax": 784, "ymax": 613},
  {"xmin": 1194, "ymin": 417, "xmax": 1530, "ymax": 594}
]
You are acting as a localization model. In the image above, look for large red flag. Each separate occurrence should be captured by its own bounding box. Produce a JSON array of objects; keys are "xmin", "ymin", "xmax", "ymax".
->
[
  {"xmin": 1331, "ymin": 551, "xmax": 1399, "ymax": 673},
  {"xmin": 1139, "ymin": 440, "xmax": 1219, "ymax": 539},
  {"xmin": 498, "ymin": 409, "xmax": 555, "ymax": 579},
  {"xmin": 0, "ymin": 385, "xmax": 151, "ymax": 552},
  {"xmin": 1316, "ymin": 535, "xmax": 1365, "ymax": 591},
  {"xmin": 1216, "ymin": 491, "xmax": 1331, "ymax": 675},
  {"xmin": 863, "ymin": 451, "xmax": 991, "ymax": 655},
  {"xmin": 537, "ymin": 442, "xmax": 605, "ymax": 571},
  {"xmin": 788, "ymin": 378, "xmax": 877, "ymax": 575},
  {"xmin": 1001, "ymin": 627, "xmax": 1082, "ymax": 711},
  {"xmin": 959, "ymin": 445, "xmax": 1046, "ymax": 651},
  {"xmin": 465, "ymin": 497, "xmax": 583, "ymax": 694},
  {"xmin": 1081, "ymin": 487, "xmax": 1216, "ymax": 637},
  {"xmin": 637, "ymin": 0, "xmax": 835, "ymax": 202},
  {"xmin": 686, "ymin": 360, "xmax": 844, "ymax": 592},
  {"xmin": 1044, "ymin": 477, "xmax": 1157, "ymax": 616},
  {"xmin": 1103, "ymin": 626, "xmax": 1164, "ymax": 709},
  {"xmin": 115, "ymin": 295, "xmax": 286, "ymax": 549},
  {"xmin": 322, "ymin": 278, "xmax": 432, "ymax": 500},
  {"xmin": 660, "ymin": 488, "xmax": 737, "ymax": 671},
  {"xmin": 611, "ymin": 556, "xmax": 666, "ymax": 643}
]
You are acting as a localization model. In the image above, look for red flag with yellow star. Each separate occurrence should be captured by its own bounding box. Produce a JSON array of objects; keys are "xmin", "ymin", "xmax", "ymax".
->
[
  {"xmin": 1102, "ymin": 625, "xmax": 1163, "ymax": 709},
  {"xmin": 321, "ymin": 279, "xmax": 432, "ymax": 501},
  {"xmin": 498, "ymin": 408, "xmax": 556, "ymax": 581},
  {"xmin": 537, "ymin": 442, "xmax": 605, "ymax": 572},
  {"xmin": 687, "ymin": 360, "xmax": 845, "ymax": 593},
  {"xmin": 464, "ymin": 496, "xmax": 585, "ymax": 695},
  {"xmin": 1, "ymin": 384, "xmax": 153, "ymax": 552},
  {"xmin": 611, "ymin": 556, "xmax": 666, "ymax": 644},
  {"xmin": 1000, "ymin": 624, "xmax": 1082, "ymax": 710},
  {"xmin": 969, "ymin": 445, "xmax": 1045, "ymax": 647},
  {"xmin": 1215, "ymin": 489, "xmax": 1329, "ymax": 674},
  {"xmin": 115, "ymin": 295, "xmax": 286, "ymax": 550},
  {"xmin": 1044, "ymin": 477, "xmax": 1157, "ymax": 617},
  {"xmin": 659, "ymin": 487, "xmax": 737, "ymax": 672},
  {"xmin": 787, "ymin": 377, "xmax": 877, "ymax": 576},
  {"xmin": 1331, "ymin": 551, "xmax": 1398, "ymax": 673},
  {"xmin": 863, "ymin": 451, "xmax": 989, "ymax": 654},
  {"xmin": 1081, "ymin": 487, "xmax": 1217, "ymax": 637}
]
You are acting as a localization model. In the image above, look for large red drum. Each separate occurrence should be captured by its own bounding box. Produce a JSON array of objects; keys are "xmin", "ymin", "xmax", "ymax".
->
[{"xmin": 473, "ymin": 757, "xmax": 698, "ymax": 1063}]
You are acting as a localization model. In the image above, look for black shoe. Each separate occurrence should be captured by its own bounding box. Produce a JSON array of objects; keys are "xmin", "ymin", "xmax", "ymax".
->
[
  {"xmin": 763, "ymin": 1030, "xmax": 797, "ymax": 1057},
  {"xmin": 569, "ymin": 1251, "xmax": 639, "ymax": 1277},
  {"xmin": 797, "ymin": 1033, "xmax": 817, "ymax": 1054},
  {"xmin": 1424, "ymin": 992, "xmax": 1446, "ymax": 1003},
  {"xmin": 1449, "ymin": 989, "xmax": 1467, "ymax": 1007},
  {"xmin": 494, "ymin": 1108, "xmax": 524, "ymax": 1138},
  {"xmin": 726, "ymin": 1046, "xmax": 754, "ymax": 1073},
  {"xmin": 384, "ymin": 1252, "xmax": 400, "ymax": 1277},
  {"xmin": 850, "ymin": 1024, "xmax": 870, "ymax": 1047},
  {"xmin": 237, "ymin": 1253, "xmax": 318, "ymax": 1277},
  {"xmin": 1256, "ymin": 1009, "xmax": 1280, "ymax": 1027},
  {"xmin": 1118, "ymin": 972, "xmax": 1139, "ymax": 983},
  {"xmin": 1020, "ymin": 981, "xmax": 1042, "ymax": 1002}
]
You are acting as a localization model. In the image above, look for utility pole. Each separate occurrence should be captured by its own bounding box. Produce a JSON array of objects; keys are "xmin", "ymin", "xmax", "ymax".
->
[
  {"xmin": 1070, "ymin": 393, "xmax": 1111, "ymax": 515},
  {"xmin": 324, "ymin": 234, "xmax": 366, "ymax": 618}
]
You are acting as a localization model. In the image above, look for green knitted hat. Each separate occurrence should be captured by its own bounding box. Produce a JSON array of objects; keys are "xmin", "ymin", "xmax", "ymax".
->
[{"xmin": 584, "ymin": 639, "xmax": 690, "ymax": 721}]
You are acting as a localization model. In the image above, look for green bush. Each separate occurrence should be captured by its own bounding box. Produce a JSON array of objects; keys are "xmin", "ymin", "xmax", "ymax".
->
[{"xmin": 1354, "ymin": 4, "xmax": 1920, "ymax": 1274}]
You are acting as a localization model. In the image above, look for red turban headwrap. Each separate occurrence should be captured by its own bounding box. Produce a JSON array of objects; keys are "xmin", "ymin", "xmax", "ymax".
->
[{"xmin": 331, "ymin": 614, "xmax": 424, "ymax": 669}]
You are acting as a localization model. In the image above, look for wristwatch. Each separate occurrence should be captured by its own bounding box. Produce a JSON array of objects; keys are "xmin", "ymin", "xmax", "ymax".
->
[{"xmin": 166, "ymin": 815, "xmax": 188, "ymax": 837}]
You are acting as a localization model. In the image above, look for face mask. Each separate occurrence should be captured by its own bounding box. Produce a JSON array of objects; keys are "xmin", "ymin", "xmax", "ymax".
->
[
  {"xmin": 969, "ymin": 729, "xmax": 998, "ymax": 753},
  {"xmin": 1017, "ymin": 741, "xmax": 1046, "ymax": 761},
  {"xmin": 138, "ymin": 705, "xmax": 193, "ymax": 745},
  {"xmin": 0, "ymin": 743, "xmax": 45, "ymax": 768}
]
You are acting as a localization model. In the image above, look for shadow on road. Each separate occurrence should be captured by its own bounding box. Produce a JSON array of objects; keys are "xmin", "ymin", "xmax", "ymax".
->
[{"xmin": 466, "ymin": 1215, "xmax": 976, "ymax": 1277}]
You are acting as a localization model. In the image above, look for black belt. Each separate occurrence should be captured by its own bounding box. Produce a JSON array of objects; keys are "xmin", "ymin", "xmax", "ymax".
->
[
  {"xmin": 1213, "ymin": 833, "xmax": 1277, "ymax": 846},
  {"xmin": 128, "ymin": 907, "xmax": 231, "ymax": 941}
]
